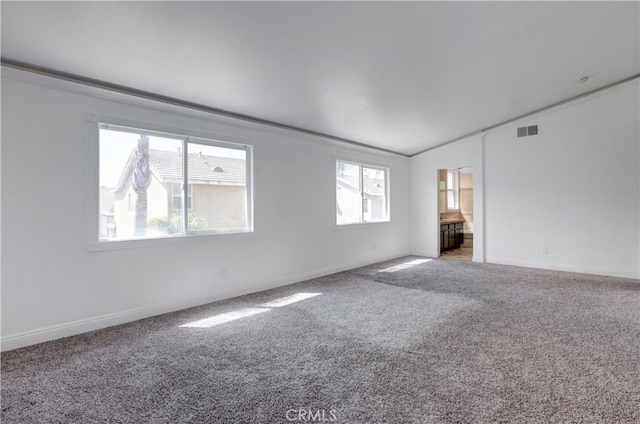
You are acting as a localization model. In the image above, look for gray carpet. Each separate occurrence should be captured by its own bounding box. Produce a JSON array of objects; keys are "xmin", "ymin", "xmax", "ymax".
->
[{"xmin": 2, "ymin": 257, "xmax": 639, "ymax": 423}]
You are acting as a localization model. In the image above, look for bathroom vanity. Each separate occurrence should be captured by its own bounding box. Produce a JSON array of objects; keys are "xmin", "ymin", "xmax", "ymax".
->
[{"xmin": 440, "ymin": 219, "xmax": 464, "ymax": 251}]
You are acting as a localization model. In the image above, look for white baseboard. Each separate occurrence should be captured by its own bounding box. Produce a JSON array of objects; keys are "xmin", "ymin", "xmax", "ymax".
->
[
  {"xmin": 1, "ymin": 251, "xmax": 411, "ymax": 352},
  {"xmin": 485, "ymin": 256, "xmax": 640, "ymax": 279},
  {"xmin": 412, "ymin": 249, "xmax": 636, "ymax": 279},
  {"xmin": 410, "ymin": 250, "xmax": 437, "ymax": 259}
]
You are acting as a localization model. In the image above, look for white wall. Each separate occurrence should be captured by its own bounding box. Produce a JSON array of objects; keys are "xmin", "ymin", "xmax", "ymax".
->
[
  {"xmin": 411, "ymin": 80, "xmax": 640, "ymax": 279},
  {"xmin": 1, "ymin": 68, "xmax": 411, "ymax": 350},
  {"xmin": 483, "ymin": 81, "xmax": 639, "ymax": 278},
  {"xmin": 410, "ymin": 135, "xmax": 485, "ymax": 262}
]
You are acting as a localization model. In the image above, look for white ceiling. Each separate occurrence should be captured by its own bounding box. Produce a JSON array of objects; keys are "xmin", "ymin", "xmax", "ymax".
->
[{"xmin": 2, "ymin": 2, "xmax": 638, "ymax": 156}]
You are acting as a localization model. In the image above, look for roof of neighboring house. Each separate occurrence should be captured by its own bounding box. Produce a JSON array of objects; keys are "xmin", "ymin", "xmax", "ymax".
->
[
  {"xmin": 336, "ymin": 175, "xmax": 385, "ymax": 197},
  {"xmin": 114, "ymin": 149, "xmax": 246, "ymax": 192},
  {"xmin": 150, "ymin": 149, "xmax": 246, "ymax": 184}
]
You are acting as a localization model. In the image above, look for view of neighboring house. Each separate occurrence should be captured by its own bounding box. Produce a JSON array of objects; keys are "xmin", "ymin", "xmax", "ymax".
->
[
  {"xmin": 103, "ymin": 148, "xmax": 247, "ymax": 239},
  {"xmin": 99, "ymin": 187, "xmax": 115, "ymax": 239},
  {"xmin": 336, "ymin": 168, "xmax": 387, "ymax": 224}
]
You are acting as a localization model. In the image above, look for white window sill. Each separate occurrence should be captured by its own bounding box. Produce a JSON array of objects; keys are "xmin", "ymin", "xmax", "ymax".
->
[
  {"xmin": 333, "ymin": 220, "xmax": 391, "ymax": 231},
  {"xmin": 88, "ymin": 229, "xmax": 255, "ymax": 252}
]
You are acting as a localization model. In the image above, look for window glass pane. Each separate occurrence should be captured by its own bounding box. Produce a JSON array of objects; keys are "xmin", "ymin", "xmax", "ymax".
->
[
  {"xmin": 363, "ymin": 167, "xmax": 386, "ymax": 222},
  {"xmin": 336, "ymin": 161, "xmax": 362, "ymax": 225},
  {"xmin": 99, "ymin": 128, "xmax": 183, "ymax": 240},
  {"xmin": 336, "ymin": 161, "xmax": 389, "ymax": 225},
  {"xmin": 172, "ymin": 183, "xmax": 181, "ymax": 209},
  {"xmin": 187, "ymin": 142, "xmax": 247, "ymax": 232},
  {"xmin": 447, "ymin": 191, "xmax": 456, "ymax": 210},
  {"xmin": 171, "ymin": 183, "xmax": 193, "ymax": 210},
  {"xmin": 446, "ymin": 170, "xmax": 459, "ymax": 210},
  {"xmin": 447, "ymin": 170, "xmax": 454, "ymax": 188}
]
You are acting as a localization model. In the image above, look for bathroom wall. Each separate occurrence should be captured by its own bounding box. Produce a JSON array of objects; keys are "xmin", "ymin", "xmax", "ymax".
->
[{"xmin": 459, "ymin": 168, "xmax": 474, "ymax": 232}]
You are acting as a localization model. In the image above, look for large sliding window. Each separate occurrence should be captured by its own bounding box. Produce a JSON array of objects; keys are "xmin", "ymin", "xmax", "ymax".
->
[
  {"xmin": 335, "ymin": 159, "xmax": 389, "ymax": 225},
  {"xmin": 98, "ymin": 123, "xmax": 252, "ymax": 241}
]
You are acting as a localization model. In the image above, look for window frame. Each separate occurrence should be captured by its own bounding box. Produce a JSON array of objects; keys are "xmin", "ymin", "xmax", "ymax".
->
[
  {"xmin": 87, "ymin": 115, "xmax": 254, "ymax": 251},
  {"xmin": 334, "ymin": 158, "xmax": 390, "ymax": 227}
]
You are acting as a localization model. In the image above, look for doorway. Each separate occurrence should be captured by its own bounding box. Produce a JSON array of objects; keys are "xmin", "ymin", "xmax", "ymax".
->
[{"xmin": 438, "ymin": 167, "xmax": 473, "ymax": 261}]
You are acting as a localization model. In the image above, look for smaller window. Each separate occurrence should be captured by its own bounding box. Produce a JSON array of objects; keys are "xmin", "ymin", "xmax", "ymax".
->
[{"xmin": 336, "ymin": 159, "xmax": 389, "ymax": 225}]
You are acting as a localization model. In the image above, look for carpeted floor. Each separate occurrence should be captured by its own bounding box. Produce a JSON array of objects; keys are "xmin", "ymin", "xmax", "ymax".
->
[{"xmin": 2, "ymin": 256, "xmax": 639, "ymax": 423}]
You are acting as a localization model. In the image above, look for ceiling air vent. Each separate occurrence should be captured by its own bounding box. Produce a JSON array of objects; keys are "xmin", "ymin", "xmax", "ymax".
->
[
  {"xmin": 517, "ymin": 127, "xmax": 527, "ymax": 137},
  {"xmin": 517, "ymin": 125, "xmax": 539, "ymax": 137}
]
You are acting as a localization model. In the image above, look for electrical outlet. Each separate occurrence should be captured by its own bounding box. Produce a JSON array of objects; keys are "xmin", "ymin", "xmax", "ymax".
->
[
  {"xmin": 542, "ymin": 248, "xmax": 549, "ymax": 254},
  {"xmin": 220, "ymin": 268, "xmax": 227, "ymax": 278},
  {"xmin": 373, "ymin": 243, "xmax": 378, "ymax": 251}
]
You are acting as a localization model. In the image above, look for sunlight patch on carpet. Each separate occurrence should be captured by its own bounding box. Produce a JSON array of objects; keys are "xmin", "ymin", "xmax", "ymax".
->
[
  {"xmin": 379, "ymin": 259, "xmax": 432, "ymax": 273},
  {"xmin": 261, "ymin": 292, "xmax": 322, "ymax": 308},
  {"xmin": 180, "ymin": 307, "xmax": 270, "ymax": 328},
  {"xmin": 180, "ymin": 292, "xmax": 323, "ymax": 328}
]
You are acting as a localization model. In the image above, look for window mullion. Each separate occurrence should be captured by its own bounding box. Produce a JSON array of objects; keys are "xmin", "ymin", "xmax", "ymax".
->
[
  {"xmin": 245, "ymin": 146, "xmax": 253, "ymax": 231},
  {"xmin": 359, "ymin": 165, "xmax": 364, "ymax": 223},
  {"xmin": 182, "ymin": 138, "xmax": 189, "ymax": 234}
]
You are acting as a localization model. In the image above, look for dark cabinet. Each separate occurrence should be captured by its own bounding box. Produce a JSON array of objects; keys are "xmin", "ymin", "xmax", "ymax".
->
[{"xmin": 440, "ymin": 222, "xmax": 463, "ymax": 252}]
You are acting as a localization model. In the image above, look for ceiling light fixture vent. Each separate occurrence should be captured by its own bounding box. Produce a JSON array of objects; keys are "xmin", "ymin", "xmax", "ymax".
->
[{"xmin": 517, "ymin": 125, "xmax": 539, "ymax": 138}]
